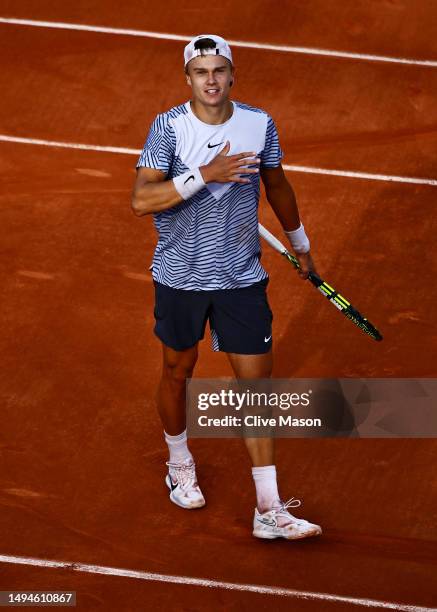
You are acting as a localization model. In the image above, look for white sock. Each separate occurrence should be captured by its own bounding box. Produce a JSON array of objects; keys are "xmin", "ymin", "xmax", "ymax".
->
[
  {"xmin": 252, "ymin": 465, "xmax": 280, "ymax": 512},
  {"xmin": 164, "ymin": 430, "xmax": 193, "ymax": 465}
]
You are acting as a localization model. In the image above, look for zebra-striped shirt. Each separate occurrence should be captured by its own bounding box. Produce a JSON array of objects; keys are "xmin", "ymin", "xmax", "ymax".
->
[{"xmin": 136, "ymin": 99, "xmax": 283, "ymax": 290}]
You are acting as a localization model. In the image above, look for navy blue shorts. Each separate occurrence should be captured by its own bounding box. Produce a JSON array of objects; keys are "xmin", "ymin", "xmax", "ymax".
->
[{"xmin": 153, "ymin": 278, "xmax": 273, "ymax": 354}]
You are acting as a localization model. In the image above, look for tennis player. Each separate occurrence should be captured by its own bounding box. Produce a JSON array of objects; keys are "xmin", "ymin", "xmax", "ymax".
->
[{"xmin": 132, "ymin": 35, "xmax": 322, "ymax": 540}]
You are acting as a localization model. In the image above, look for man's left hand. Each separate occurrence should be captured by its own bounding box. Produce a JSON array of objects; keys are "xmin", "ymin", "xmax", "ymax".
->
[{"xmin": 295, "ymin": 251, "xmax": 317, "ymax": 280}]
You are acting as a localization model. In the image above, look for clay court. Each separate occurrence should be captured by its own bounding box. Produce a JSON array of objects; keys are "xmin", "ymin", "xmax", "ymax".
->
[{"xmin": 1, "ymin": 1, "xmax": 436, "ymax": 610}]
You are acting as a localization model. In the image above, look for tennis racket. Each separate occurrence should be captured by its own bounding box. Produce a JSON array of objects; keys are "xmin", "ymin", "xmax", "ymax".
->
[{"xmin": 259, "ymin": 223, "xmax": 383, "ymax": 342}]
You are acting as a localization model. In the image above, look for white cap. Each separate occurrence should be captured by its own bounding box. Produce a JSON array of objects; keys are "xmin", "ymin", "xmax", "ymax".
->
[{"xmin": 184, "ymin": 34, "xmax": 233, "ymax": 67}]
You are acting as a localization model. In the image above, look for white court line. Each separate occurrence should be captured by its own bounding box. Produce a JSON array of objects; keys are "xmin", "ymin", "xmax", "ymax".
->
[
  {"xmin": 1, "ymin": 16, "xmax": 437, "ymax": 68},
  {"xmin": 0, "ymin": 554, "xmax": 434, "ymax": 611},
  {"xmin": 0, "ymin": 134, "xmax": 138, "ymax": 155},
  {"xmin": 1, "ymin": 134, "xmax": 436, "ymax": 186},
  {"xmin": 283, "ymin": 164, "xmax": 437, "ymax": 186}
]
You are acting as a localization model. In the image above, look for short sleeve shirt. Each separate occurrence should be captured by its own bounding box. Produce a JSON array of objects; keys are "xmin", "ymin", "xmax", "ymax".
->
[{"xmin": 136, "ymin": 99, "xmax": 283, "ymax": 290}]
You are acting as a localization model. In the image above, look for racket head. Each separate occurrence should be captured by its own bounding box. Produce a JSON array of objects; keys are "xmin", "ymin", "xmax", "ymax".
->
[{"xmin": 281, "ymin": 250, "xmax": 383, "ymax": 341}]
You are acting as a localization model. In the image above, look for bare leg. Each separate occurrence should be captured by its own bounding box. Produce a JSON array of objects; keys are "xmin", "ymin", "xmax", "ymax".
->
[
  {"xmin": 226, "ymin": 351, "xmax": 273, "ymax": 467},
  {"xmin": 157, "ymin": 343, "xmax": 199, "ymax": 435}
]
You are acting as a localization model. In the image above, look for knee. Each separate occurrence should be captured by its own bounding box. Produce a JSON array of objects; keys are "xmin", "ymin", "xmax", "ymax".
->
[
  {"xmin": 162, "ymin": 348, "xmax": 198, "ymax": 386},
  {"xmin": 163, "ymin": 362, "xmax": 193, "ymax": 385}
]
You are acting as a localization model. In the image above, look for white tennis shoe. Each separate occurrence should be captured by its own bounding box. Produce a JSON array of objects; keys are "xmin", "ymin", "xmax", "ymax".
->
[
  {"xmin": 165, "ymin": 460, "xmax": 206, "ymax": 509},
  {"xmin": 253, "ymin": 497, "xmax": 322, "ymax": 540}
]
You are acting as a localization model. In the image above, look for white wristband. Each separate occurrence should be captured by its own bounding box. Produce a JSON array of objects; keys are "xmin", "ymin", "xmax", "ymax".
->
[
  {"xmin": 173, "ymin": 168, "xmax": 206, "ymax": 201},
  {"xmin": 284, "ymin": 223, "xmax": 310, "ymax": 253}
]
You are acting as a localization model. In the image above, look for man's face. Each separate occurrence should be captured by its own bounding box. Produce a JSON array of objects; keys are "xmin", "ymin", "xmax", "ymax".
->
[{"xmin": 186, "ymin": 55, "xmax": 234, "ymax": 107}]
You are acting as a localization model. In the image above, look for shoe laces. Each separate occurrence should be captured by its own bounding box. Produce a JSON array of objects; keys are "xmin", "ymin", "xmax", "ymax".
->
[
  {"xmin": 272, "ymin": 497, "xmax": 301, "ymax": 517},
  {"xmin": 166, "ymin": 461, "xmax": 196, "ymax": 490}
]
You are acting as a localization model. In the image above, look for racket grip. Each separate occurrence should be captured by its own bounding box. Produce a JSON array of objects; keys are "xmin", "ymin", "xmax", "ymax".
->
[{"xmin": 258, "ymin": 223, "xmax": 288, "ymax": 254}]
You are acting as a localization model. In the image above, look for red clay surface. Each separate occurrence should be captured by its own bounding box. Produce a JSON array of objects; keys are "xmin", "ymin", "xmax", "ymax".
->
[{"xmin": 1, "ymin": 2, "xmax": 437, "ymax": 610}]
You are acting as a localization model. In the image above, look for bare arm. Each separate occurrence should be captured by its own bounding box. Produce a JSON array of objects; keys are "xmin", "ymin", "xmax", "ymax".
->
[
  {"xmin": 131, "ymin": 167, "xmax": 182, "ymax": 216},
  {"xmin": 260, "ymin": 164, "xmax": 300, "ymax": 231},
  {"xmin": 131, "ymin": 141, "xmax": 260, "ymax": 216},
  {"xmin": 261, "ymin": 164, "xmax": 316, "ymax": 279}
]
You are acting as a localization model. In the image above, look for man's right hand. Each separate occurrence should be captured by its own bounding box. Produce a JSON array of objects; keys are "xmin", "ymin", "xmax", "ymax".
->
[{"xmin": 200, "ymin": 141, "xmax": 260, "ymax": 184}]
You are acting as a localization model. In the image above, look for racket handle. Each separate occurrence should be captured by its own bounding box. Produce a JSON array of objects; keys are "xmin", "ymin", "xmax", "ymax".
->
[{"xmin": 258, "ymin": 223, "xmax": 288, "ymax": 254}]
